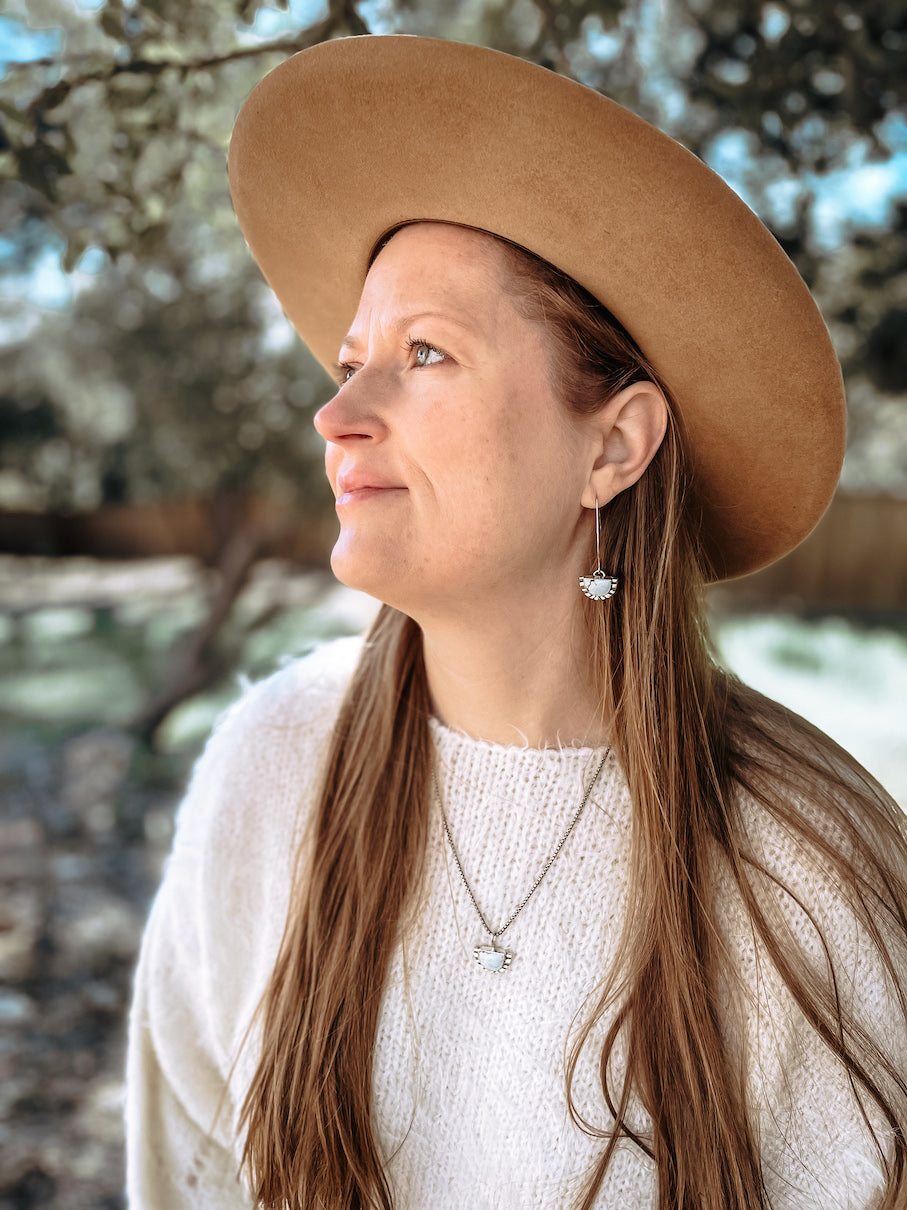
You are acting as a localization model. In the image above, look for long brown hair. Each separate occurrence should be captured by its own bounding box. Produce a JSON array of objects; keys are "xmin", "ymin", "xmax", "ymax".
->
[{"xmin": 238, "ymin": 228, "xmax": 907, "ymax": 1208}]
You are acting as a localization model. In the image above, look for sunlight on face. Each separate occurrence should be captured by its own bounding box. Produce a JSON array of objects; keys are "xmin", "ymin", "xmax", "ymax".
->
[{"xmin": 313, "ymin": 223, "xmax": 595, "ymax": 620}]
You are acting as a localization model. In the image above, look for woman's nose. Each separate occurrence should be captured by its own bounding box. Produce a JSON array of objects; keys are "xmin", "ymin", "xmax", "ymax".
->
[{"xmin": 313, "ymin": 374, "xmax": 388, "ymax": 444}]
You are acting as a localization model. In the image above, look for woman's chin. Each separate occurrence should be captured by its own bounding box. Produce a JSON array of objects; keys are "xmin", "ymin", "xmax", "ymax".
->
[{"xmin": 329, "ymin": 540, "xmax": 409, "ymax": 607}]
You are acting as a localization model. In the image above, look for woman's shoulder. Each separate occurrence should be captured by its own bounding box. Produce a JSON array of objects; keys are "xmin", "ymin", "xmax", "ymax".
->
[
  {"xmin": 190, "ymin": 634, "xmax": 363, "ymax": 782},
  {"xmin": 722, "ymin": 702, "xmax": 907, "ymax": 962},
  {"xmin": 723, "ymin": 685, "xmax": 905, "ymax": 891},
  {"xmin": 208, "ymin": 633, "xmax": 365, "ymax": 744},
  {"xmin": 168, "ymin": 634, "xmax": 365, "ymax": 867}
]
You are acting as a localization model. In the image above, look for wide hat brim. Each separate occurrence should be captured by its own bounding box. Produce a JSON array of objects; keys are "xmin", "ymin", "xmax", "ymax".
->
[{"xmin": 228, "ymin": 35, "xmax": 845, "ymax": 581}]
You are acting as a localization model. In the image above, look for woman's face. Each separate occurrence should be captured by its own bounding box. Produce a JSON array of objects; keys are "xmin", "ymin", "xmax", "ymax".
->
[{"xmin": 314, "ymin": 223, "xmax": 598, "ymax": 618}]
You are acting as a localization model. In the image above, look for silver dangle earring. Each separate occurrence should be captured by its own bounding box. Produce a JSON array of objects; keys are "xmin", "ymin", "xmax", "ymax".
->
[{"xmin": 579, "ymin": 499, "xmax": 618, "ymax": 601}]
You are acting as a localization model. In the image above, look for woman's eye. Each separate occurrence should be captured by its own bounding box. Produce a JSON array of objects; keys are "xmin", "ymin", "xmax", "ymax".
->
[
  {"xmin": 410, "ymin": 340, "xmax": 446, "ymax": 368},
  {"xmin": 334, "ymin": 341, "xmax": 446, "ymax": 384}
]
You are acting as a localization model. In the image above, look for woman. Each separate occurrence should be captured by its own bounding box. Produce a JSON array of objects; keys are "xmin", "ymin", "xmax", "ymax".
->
[{"xmin": 126, "ymin": 36, "xmax": 907, "ymax": 1210}]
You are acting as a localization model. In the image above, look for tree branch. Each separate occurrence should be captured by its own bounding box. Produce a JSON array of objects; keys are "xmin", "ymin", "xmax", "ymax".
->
[{"xmin": 15, "ymin": 0, "xmax": 370, "ymax": 116}]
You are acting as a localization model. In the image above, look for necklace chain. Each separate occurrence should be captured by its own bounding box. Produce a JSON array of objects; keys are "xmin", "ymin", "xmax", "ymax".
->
[{"xmin": 433, "ymin": 748, "xmax": 609, "ymax": 945}]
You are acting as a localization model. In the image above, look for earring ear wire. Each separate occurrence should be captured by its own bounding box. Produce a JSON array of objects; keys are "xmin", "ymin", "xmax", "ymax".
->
[{"xmin": 579, "ymin": 498, "xmax": 618, "ymax": 601}]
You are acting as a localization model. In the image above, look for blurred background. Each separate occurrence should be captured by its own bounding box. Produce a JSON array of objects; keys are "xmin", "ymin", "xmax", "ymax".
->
[{"xmin": 1, "ymin": 0, "xmax": 905, "ymax": 1204}]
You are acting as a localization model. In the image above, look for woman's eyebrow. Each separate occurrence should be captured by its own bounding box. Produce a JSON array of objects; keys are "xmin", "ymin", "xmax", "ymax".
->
[{"xmin": 340, "ymin": 310, "xmax": 482, "ymax": 352}]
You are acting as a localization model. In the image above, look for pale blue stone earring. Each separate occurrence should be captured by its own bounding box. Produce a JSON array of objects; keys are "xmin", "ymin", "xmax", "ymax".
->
[{"xmin": 579, "ymin": 498, "xmax": 618, "ymax": 601}]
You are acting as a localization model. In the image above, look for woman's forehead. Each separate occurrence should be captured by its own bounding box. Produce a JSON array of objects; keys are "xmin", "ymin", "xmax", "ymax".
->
[
  {"xmin": 368, "ymin": 221, "xmax": 510, "ymax": 286},
  {"xmin": 352, "ymin": 224, "xmax": 518, "ymax": 326},
  {"xmin": 372, "ymin": 220, "xmax": 506, "ymax": 263}
]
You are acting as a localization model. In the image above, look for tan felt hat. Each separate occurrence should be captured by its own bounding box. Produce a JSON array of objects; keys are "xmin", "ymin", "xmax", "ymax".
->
[{"xmin": 228, "ymin": 35, "xmax": 846, "ymax": 580}]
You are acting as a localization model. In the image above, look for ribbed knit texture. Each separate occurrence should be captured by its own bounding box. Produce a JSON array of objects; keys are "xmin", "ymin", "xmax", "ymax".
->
[{"xmin": 125, "ymin": 638, "xmax": 901, "ymax": 1209}]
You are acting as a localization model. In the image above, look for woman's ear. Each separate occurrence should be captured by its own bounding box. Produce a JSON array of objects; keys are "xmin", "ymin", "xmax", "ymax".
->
[{"xmin": 580, "ymin": 380, "xmax": 668, "ymax": 509}]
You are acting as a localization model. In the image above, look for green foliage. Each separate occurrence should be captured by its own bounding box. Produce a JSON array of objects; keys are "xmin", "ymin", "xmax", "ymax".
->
[{"xmin": 0, "ymin": 250, "xmax": 332, "ymax": 511}]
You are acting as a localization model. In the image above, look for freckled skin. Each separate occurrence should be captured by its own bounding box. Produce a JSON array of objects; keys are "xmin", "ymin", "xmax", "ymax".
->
[{"xmin": 314, "ymin": 223, "xmax": 596, "ymax": 625}]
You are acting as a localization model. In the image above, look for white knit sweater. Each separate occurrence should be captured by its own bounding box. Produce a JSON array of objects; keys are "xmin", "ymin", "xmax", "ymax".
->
[{"xmin": 126, "ymin": 637, "xmax": 905, "ymax": 1208}]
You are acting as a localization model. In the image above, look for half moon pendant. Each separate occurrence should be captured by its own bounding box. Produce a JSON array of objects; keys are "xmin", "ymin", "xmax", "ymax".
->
[{"xmin": 474, "ymin": 942, "xmax": 514, "ymax": 972}]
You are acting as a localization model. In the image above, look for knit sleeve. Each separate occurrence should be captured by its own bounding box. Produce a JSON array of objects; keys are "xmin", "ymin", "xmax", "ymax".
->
[
  {"xmin": 125, "ymin": 638, "xmax": 362, "ymax": 1209},
  {"xmin": 714, "ymin": 794, "xmax": 907, "ymax": 1210},
  {"xmin": 125, "ymin": 810, "xmax": 252, "ymax": 1207}
]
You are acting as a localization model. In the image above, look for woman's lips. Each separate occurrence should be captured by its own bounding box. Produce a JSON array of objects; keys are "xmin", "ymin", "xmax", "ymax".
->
[
  {"xmin": 335, "ymin": 485, "xmax": 407, "ymax": 507},
  {"xmin": 334, "ymin": 468, "xmax": 407, "ymax": 507}
]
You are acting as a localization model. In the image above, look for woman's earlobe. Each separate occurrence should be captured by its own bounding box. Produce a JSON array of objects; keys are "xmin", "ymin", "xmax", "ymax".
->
[{"xmin": 581, "ymin": 380, "xmax": 668, "ymax": 508}]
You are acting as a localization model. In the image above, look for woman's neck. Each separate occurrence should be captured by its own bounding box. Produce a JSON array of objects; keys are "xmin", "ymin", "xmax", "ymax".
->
[{"xmin": 419, "ymin": 602, "xmax": 609, "ymax": 750}]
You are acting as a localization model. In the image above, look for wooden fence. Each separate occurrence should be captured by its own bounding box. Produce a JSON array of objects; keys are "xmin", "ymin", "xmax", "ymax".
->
[
  {"xmin": 718, "ymin": 492, "xmax": 907, "ymax": 613},
  {"xmin": 0, "ymin": 494, "xmax": 334, "ymax": 568}
]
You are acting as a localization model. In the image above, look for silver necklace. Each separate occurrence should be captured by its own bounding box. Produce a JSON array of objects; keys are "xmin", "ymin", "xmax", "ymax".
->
[{"xmin": 432, "ymin": 749, "xmax": 609, "ymax": 972}]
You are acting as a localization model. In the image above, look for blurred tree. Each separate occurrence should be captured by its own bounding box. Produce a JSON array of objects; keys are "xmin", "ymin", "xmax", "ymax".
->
[
  {"xmin": 660, "ymin": 0, "xmax": 907, "ymax": 492},
  {"xmin": 0, "ymin": 249, "xmax": 331, "ymax": 513},
  {"xmin": 0, "ymin": 0, "xmax": 905, "ymax": 524},
  {"xmin": 0, "ymin": 0, "xmax": 370, "ymax": 522}
]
